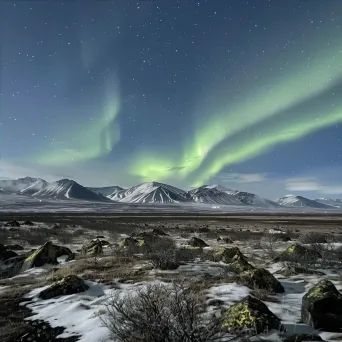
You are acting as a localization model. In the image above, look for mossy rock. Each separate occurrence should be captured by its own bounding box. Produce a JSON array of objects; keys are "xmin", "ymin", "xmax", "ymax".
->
[
  {"xmin": 229, "ymin": 256, "xmax": 255, "ymax": 273},
  {"xmin": 39, "ymin": 275, "xmax": 88, "ymax": 299},
  {"xmin": 81, "ymin": 239, "xmax": 103, "ymax": 256},
  {"xmin": 223, "ymin": 295, "xmax": 284, "ymax": 334},
  {"xmin": 274, "ymin": 244, "xmax": 322, "ymax": 262},
  {"xmin": 239, "ymin": 268, "xmax": 284, "ymax": 293},
  {"xmin": 215, "ymin": 247, "xmax": 254, "ymax": 273},
  {"xmin": 283, "ymin": 333, "xmax": 323, "ymax": 342},
  {"xmin": 120, "ymin": 237, "xmax": 140, "ymax": 248},
  {"xmin": 301, "ymin": 279, "xmax": 342, "ymax": 332},
  {"xmin": 188, "ymin": 237, "xmax": 209, "ymax": 248},
  {"xmin": 21, "ymin": 241, "xmax": 74, "ymax": 272},
  {"xmin": 21, "ymin": 241, "xmax": 60, "ymax": 271},
  {"xmin": 215, "ymin": 247, "xmax": 246, "ymax": 263}
]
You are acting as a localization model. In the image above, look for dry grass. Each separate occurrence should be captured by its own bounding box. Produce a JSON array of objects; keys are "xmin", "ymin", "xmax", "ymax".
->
[
  {"xmin": 298, "ymin": 232, "xmax": 328, "ymax": 244},
  {"xmin": 0, "ymin": 320, "xmax": 32, "ymax": 342},
  {"xmin": 250, "ymin": 287, "xmax": 276, "ymax": 302}
]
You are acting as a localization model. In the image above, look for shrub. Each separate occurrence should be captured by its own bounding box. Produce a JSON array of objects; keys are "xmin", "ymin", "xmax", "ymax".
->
[
  {"xmin": 145, "ymin": 237, "xmax": 179, "ymax": 270},
  {"xmin": 298, "ymin": 232, "xmax": 328, "ymax": 244},
  {"xmin": 101, "ymin": 281, "xmax": 224, "ymax": 342}
]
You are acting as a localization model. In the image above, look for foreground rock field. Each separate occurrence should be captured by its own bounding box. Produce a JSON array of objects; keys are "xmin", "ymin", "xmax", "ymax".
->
[{"xmin": 1, "ymin": 213, "xmax": 342, "ymax": 342}]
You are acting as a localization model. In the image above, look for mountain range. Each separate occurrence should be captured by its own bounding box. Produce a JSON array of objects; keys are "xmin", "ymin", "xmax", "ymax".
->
[{"xmin": 0, "ymin": 177, "xmax": 341, "ymax": 209}]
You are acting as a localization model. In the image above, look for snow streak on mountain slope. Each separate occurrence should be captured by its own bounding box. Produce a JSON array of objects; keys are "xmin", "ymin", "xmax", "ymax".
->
[
  {"xmin": 0, "ymin": 177, "xmax": 47, "ymax": 194},
  {"xmin": 108, "ymin": 182, "xmax": 190, "ymax": 203},
  {"xmin": 32, "ymin": 179, "xmax": 110, "ymax": 202},
  {"xmin": 315, "ymin": 197, "xmax": 342, "ymax": 208},
  {"xmin": 188, "ymin": 185, "xmax": 243, "ymax": 205},
  {"xmin": 277, "ymin": 195, "xmax": 333, "ymax": 208},
  {"xmin": 87, "ymin": 186, "xmax": 124, "ymax": 197},
  {"xmin": 203, "ymin": 184, "xmax": 233, "ymax": 192},
  {"xmin": 227, "ymin": 190, "xmax": 279, "ymax": 207}
]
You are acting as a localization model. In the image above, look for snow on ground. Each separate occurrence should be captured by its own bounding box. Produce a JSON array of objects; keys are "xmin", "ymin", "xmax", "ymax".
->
[
  {"xmin": 207, "ymin": 283, "xmax": 251, "ymax": 308},
  {"xmin": 24, "ymin": 280, "xmax": 167, "ymax": 342},
  {"xmin": 21, "ymin": 267, "xmax": 342, "ymax": 342}
]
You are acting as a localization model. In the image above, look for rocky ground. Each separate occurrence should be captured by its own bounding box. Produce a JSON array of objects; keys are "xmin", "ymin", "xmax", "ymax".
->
[{"xmin": 1, "ymin": 213, "xmax": 342, "ymax": 342}]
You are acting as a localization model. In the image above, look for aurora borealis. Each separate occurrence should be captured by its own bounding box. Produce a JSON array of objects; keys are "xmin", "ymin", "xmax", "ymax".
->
[{"xmin": 1, "ymin": 0, "xmax": 342, "ymax": 198}]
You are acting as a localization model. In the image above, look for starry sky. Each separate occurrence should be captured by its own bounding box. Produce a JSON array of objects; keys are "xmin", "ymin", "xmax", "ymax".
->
[{"xmin": 1, "ymin": 0, "xmax": 342, "ymax": 199}]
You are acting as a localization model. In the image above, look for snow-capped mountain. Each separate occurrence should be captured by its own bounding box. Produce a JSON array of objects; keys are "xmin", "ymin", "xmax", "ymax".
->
[
  {"xmin": 0, "ymin": 177, "xmax": 47, "ymax": 195},
  {"xmin": 277, "ymin": 195, "xmax": 333, "ymax": 208},
  {"xmin": 108, "ymin": 182, "xmax": 190, "ymax": 203},
  {"xmin": 188, "ymin": 185, "xmax": 243, "ymax": 205},
  {"xmin": 203, "ymin": 184, "xmax": 233, "ymax": 192},
  {"xmin": 87, "ymin": 186, "xmax": 124, "ymax": 197},
  {"xmin": 32, "ymin": 179, "xmax": 110, "ymax": 202},
  {"xmin": 315, "ymin": 197, "xmax": 341, "ymax": 208},
  {"xmin": 227, "ymin": 190, "xmax": 279, "ymax": 207}
]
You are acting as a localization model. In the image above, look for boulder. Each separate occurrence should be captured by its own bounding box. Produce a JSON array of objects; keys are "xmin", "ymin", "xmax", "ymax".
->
[
  {"xmin": 152, "ymin": 228, "xmax": 168, "ymax": 236},
  {"xmin": 38, "ymin": 275, "xmax": 88, "ymax": 299},
  {"xmin": 21, "ymin": 241, "xmax": 61, "ymax": 271},
  {"xmin": 0, "ymin": 244, "xmax": 18, "ymax": 261},
  {"xmin": 214, "ymin": 247, "xmax": 254, "ymax": 273},
  {"xmin": 120, "ymin": 237, "xmax": 140, "ymax": 248},
  {"xmin": 24, "ymin": 220, "xmax": 34, "ymax": 226},
  {"xmin": 274, "ymin": 244, "xmax": 322, "ymax": 262},
  {"xmin": 215, "ymin": 247, "xmax": 246, "ymax": 263},
  {"xmin": 239, "ymin": 268, "xmax": 285, "ymax": 293},
  {"xmin": 283, "ymin": 334, "xmax": 323, "ymax": 342},
  {"xmin": 301, "ymin": 279, "xmax": 342, "ymax": 332},
  {"xmin": 188, "ymin": 237, "xmax": 209, "ymax": 248},
  {"xmin": 54, "ymin": 245, "xmax": 74, "ymax": 258},
  {"xmin": 81, "ymin": 239, "xmax": 103, "ymax": 256},
  {"xmin": 7, "ymin": 220, "xmax": 20, "ymax": 227},
  {"xmin": 222, "ymin": 295, "xmax": 284, "ymax": 334}
]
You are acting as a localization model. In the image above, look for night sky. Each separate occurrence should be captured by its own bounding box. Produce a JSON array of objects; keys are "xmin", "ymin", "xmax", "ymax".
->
[{"xmin": 1, "ymin": 0, "xmax": 342, "ymax": 199}]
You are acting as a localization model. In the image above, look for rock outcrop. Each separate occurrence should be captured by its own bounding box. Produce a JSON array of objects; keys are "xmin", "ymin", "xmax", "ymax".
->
[
  {"xmin": 188, "ymin": 237, "xmax": 209, "ymax": 248},
  {"xmin": 274, "ymin": 244, "xmax": 322, "ymax": 262},
  {"xmin": 239, "ymin": 268, "xmax": 285, "ymax": 293},
  {"xmin": 301, "ymin": 279, "xmax": 342, "ymax": 332},
  {"xmin": 39, "ymin": 275, "xmax": 89, "ymax": 299},
  {"xmin": 81, "ymin": 239, "xmax": 103, "ymax": 256},
  {"xmin": 21, "ymin": 241, "xmax": 74, "ymax": 272},
  {"xmin": 215, "ymin": 247, "xmax": 255, "ymax": 273},
  {"xmin": 223, "ymin": 295, "xmax": 284, "ymax": 334}
]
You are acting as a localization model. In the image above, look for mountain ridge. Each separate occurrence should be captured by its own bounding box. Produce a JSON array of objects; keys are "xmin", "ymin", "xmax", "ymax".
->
[
  {"xmin": 1, "ymin": 177, "xmax": 341, "ymax": 209},
  {"xmin": 277, "ymin": 195, "xmax": 333, "ymax": 208}
]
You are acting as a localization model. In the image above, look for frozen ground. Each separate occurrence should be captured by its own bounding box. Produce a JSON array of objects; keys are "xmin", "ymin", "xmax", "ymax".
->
[{"xmin": 1, "ymin": 214, "xmax": 342, "ymax": 342}]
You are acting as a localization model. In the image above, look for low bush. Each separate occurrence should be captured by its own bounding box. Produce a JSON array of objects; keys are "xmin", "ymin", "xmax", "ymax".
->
[{"xmin": 101, "ymin": 281, "xmax": 224, "ymax": 342}]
